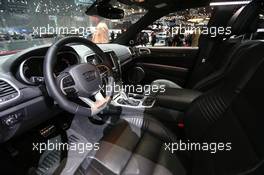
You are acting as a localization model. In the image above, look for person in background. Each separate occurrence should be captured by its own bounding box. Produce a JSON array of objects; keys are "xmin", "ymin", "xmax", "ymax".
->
[
  {"xmin": 116, "ymin": 31, "xmax": 122, "ymax": 38},
  {"xmin": 185, "ymin": 33, "xmax": 192, "ymax": 46},
  {"xmin": 143, "ymin": 32, "xmax": 149, "ymax": 46},
  {"xmin": 191, "ymin": 28, "xmax": 201, "ymax": 47},
  {"xmin": 178, "ymin": 29, "xmax": 185, "ymax": 46},
  {"xmin": 173, "ymin": 30, "xmax": 185, "ymax": 46},
  {"xmin": 138, "ymin": 32, "xmax": 149, "ymax": 46},
  {"xmin": 166, "ymin": 33, "xmax": 173, "ymax": 46},
  {"xmin": 92, "ymin": 22, "xmax": 109, "ymax": 43},
  {"xmin": 136, "ymin": 32, "xmax": 143, "ymax": 46},
  {"xmin": 172, "ymin": 33, "xmax": 179, "ymax": 46},
  {"xmin": 110, "ymin": 31, "xmax": 115, "ymax": 41},
  {"xmin": 165, "ymin": 31, "xmax": 173, "ymax": 46},
  {"xmin": 151, "ymin": 32, "xmax": 157, "ymax": 46}
]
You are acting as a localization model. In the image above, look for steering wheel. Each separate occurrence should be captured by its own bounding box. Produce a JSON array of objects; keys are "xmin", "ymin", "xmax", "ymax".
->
[{"xmin": 43, "ymin": 37, "xmax": 114, "ymax": 116}]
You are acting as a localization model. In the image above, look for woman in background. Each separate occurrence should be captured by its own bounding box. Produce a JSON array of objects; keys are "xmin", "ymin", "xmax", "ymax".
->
[{"xmin": 92, "ymin": 22, "xmax": 109, "ymax": 43}]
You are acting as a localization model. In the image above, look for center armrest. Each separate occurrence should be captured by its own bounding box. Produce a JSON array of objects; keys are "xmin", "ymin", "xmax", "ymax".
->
[{"xmin": 156, "ymin": 88, "xmax": 202, "ymax": 111}]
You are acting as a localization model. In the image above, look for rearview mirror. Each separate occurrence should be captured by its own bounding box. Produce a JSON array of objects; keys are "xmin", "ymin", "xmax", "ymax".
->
[
  {"xmin": 97, "ymin": 4, "xmax": 125, "ymax": 19},
  {"xmin": 86, "ymin": 2, "xmax": 124, "ymax": 19}
]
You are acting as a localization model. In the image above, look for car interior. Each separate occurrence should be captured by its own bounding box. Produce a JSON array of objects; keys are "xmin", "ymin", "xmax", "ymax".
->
[{"xmin": 0, "ymin": 0, "xmax": 264, "ymax": 175}]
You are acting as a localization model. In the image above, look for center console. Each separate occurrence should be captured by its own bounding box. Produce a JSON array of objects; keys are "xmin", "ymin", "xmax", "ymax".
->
[{"xmin": 111, "ymin": 87, "xmax": 202, "ymax": 111}]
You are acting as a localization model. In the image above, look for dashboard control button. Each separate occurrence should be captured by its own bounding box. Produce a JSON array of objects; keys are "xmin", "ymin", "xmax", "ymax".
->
[
  {"xmin": 2, "ymin": 110, "xmax": 24, "ymax": 128},
  {"xmin": 30, "ymin": 76, "xmax": 44, "ymax": 84}
]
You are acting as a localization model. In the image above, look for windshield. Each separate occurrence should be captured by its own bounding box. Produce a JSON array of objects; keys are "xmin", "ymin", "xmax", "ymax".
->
[{"xmin": 0, "ymin": 0, "xmax": 146, "ymax": 56}]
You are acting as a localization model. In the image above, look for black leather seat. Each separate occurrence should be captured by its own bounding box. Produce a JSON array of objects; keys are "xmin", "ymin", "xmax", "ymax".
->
[
  {"xmin": 145, "ymin": 0, "xmax": 262, "ymax": 130},
  {"xmin": 148, "ymin": 2, "xmax": 262, "ymax": 92},
  {"xmin": 85, "ymin": 116, "xmax": 187, "ymax": 175}
]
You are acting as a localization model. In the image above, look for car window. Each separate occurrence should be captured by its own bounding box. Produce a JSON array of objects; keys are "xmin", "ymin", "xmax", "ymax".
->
[
  {"xmin": 136, "ymin": 6, "xmax": 213, "ymax": 47},
  {"xmin": 0, "ymin": 0, "xmax": 146, "ymax": 56}
]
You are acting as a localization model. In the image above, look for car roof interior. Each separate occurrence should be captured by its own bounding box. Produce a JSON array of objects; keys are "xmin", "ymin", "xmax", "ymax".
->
[{"xmin": 119, "ymin": 0, "xmax": 210, "ymax": 12}]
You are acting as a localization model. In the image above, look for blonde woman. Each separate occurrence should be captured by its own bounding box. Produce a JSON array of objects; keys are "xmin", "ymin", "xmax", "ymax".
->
[{"xmin": 92, "ymin": 22, "xmax": 109, "ymax": 43}]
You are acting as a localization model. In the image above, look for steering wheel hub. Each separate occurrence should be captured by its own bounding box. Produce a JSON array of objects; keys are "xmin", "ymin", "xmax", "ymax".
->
[{"xmin": 60, "ymin": 63, "xmax": 102, "ymax": 97}]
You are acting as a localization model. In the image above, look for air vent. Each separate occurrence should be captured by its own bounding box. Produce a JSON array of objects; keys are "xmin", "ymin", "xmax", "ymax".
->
[
  {"xmin": 86, "ymin": 54, "xmax": 102, "ymax": 65},
  {"xmin": 0, "ymin": 79, "xmax": 19, "ymax": 103}
]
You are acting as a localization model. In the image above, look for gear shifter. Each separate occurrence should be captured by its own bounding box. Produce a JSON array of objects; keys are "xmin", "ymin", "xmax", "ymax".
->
[
  {"xmin": 117, "ymin": 91, "xmax": 140, "ymax": 106},
  {"xmin": 117, "ymin": 98, "xmax": 140, "ymax": 106},
  {"xmin": 121, "ymin": 91, "xmax": 129, "ymax": 100}
]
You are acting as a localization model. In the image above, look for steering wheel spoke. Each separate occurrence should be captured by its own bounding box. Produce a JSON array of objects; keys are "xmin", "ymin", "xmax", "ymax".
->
[{"xmin": 79, "ymin": 91, "xmax": 110, "ymax": 116}]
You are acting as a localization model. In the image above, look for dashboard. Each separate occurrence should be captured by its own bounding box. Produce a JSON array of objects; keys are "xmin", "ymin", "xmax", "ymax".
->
[
  {"xmin": 18, "ymin": 51, "xmax": 79, "ymax": 85},
  {"xmin": 0, "ymin": 43, "xmax": 133, "ymax": 143}
]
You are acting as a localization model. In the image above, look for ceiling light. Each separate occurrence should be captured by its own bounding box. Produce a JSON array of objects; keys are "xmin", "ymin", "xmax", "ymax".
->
[
  {"xmin": 133, "ymin": 0, "xmax": 145, "ymax": 3},
  {"xmin": 210, "ymin": 1, "xmax": 251, "ymax": 6},
  {"xmin": 155, "ymin": 3, "xmax": 167, "ymax": 9}
]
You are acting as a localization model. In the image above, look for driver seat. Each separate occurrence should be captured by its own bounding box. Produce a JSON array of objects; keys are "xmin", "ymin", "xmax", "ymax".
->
[{"xmin": 80, "ymin": 39, "xmax": 264, "ymax": 174}]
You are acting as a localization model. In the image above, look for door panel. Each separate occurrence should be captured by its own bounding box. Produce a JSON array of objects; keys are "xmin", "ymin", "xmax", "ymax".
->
[{"xmin": 135, "ymin": 47, "xmax": 198, "ymax": 86}]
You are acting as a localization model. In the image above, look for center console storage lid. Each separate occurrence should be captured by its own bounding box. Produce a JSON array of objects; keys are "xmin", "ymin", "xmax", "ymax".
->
[{"xmin": 156, "ymin": 88, "xmax": 202, "ymax": 111}]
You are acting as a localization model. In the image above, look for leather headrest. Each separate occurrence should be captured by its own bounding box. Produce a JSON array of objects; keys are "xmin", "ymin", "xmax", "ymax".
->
[
  {"xmin": 228, "ymin": 0, "xmax": 263, "ymax": 36},
  {"xmin": 199, "ymin": 6, "xmax": 239, "ymax": 39},
  {"xmin": 207, "ymin": 6, "xmax": 236, "ymax": 28}
]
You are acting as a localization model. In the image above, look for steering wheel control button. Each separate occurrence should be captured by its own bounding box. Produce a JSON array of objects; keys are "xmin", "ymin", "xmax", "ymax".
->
[
  {"xmin": 62, "ymin": 76, "xmax": 75, "ymax": 87},
  {"xmin": 64, "ymin": 88, "xmax": 76, "ymax": 94}
]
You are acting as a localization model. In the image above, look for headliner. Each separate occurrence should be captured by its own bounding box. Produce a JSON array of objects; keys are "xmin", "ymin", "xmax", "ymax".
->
[{"xmin": 118, "ymin": 0, "xmax": 211, "ymax": 12}]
